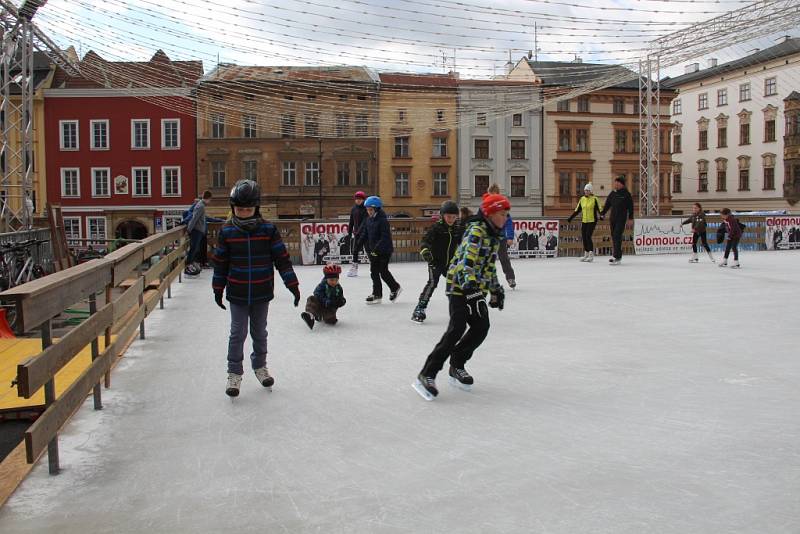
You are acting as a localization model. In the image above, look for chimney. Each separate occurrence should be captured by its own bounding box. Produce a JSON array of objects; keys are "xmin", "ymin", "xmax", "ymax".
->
[
  {"xmin": 685, "ymin": 63, "xmax": 700, "ymax": 74},
  {"xmin": 573, "ymin": 55, "xmax": 583, "ymax": 63},
  {"xmin": 708, "ymin": 58, "xmax": 718, "ymax": 68}
]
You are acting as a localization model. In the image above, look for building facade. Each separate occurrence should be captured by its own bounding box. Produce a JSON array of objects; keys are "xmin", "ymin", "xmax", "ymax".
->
[
  {"xmin": 378, "ymin": 73, "xmax": 458, "ymax": 217},
  {"xmin": 196, "ymin": 65, "xmax": 379, "ymax": 220},
  {"xmin": 784, "ymin": 91, "xmax": 800, "ymax": 205},
  {"xmin": 44, "ymin": 50, "xmax": 202, "ymax": 244},
  {"xmin": 456, "ymin": 80, "xmax": 543, "ymax": 217},
  {"xmin": 664, "ymin": 38, "xmax": 800, "ymax": 213}
]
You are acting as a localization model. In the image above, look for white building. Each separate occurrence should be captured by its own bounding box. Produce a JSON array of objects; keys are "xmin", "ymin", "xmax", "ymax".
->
[{"xmin": 664, "ymin": 37, "xmax": 800, "ymax": 213}]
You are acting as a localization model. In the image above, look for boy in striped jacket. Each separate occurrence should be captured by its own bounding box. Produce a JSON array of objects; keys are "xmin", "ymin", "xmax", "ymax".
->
[
  {"xmin": 413, "ymin": 194, "xmax": 510, "ymax": 401},
  {"xmin": 211, "ymin": 180, "xmax": 301, "ymax": 397}
]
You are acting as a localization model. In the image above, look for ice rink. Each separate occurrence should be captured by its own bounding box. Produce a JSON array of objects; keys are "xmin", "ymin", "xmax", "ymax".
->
[{"xmin": 1, "ymin": 251, "xmax": 798, "ymax": 533}]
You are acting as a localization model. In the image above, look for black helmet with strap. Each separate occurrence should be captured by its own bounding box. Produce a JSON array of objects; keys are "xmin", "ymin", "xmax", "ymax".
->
[{"xmin": 230, "ymin": 179, "xmax": 261, "ymax": 207}]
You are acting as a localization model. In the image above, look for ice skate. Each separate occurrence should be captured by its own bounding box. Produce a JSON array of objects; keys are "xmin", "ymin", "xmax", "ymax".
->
[
  {"xmin": 301, "ymin": 311, "xmax": 315, "ymax": 330},
  {"xmin": 580, "ymin": 252, "xmax": 589, "ymax": 262},
  {"xmin": 730, "ymin": 260, "xmax": 741, "ymax": 269},
  {"xmin": 719, "ymin": 259, "xmax": 728, "ymax": 268},
  {"xmin": 507, "ymin": 279, "xmax": 516, "ymax": 289},
  {"xmin": 225, "ymin": 373, "xmax": 242, "ymax": 397},
  {"xmin": 448, "ymin": 366, "xmax": 473, "ymax": 391},
  {"xmin": 389, "ymin": 287, "xmax": 402, "ymax": 302},
  {"xmin": 689, "ymin": 253, "xmax": 699, "ymax": 263},
  {"xmin": 254, "ymin": 366, "xmax": 274, "ymax": 389},
  {"xmin": 347, "ymin": 264, "xmax": 359, "ymax": 277},
  {"xmin": 609, "ymin": 258, "xmax": 621, "ymax": 266},
  {"xmin": 411, "ymin": 306, "xmax": 426, "ymax": 324},
  {"xmin": 413, "ymin": 373, "xmax": 438, "ymax": 401},
  {"xmin": 707, "ymin": 252, "xmax": 716, "ymax": 263},
  {"xmin": 366, "ymin": 294, "xmax": 382, "ymax": 304},
  {"xmin": 586, "ymin": 252, "xmax": 594, "ymax": 262}
]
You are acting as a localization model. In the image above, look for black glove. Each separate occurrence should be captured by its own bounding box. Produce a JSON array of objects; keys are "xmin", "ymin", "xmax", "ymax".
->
[
  {"xmin": 370, "ymin": 251, "xmax": 378, "ymax": 258},
  {"xmin": 339, "ymin": 296, "xmax": 346, "ymax": 307},
  {"xmin": 464, "ymin": 288, "xmax": 486, "ymax": 318},
  {"xmin": 214, "ymin": 291, "xmax": 226, "ymax": 310},
  {"xmin": 289, "ymin": 285, "xmax": 301, "ymax": 307},
  {"xmin": 420, "ymin": 248, "xmax": 434, "ymax": 264},
  {"xmin": 567, "ymin": 215, "xmax": 574, "ymax": 223},
  {"xmin": 489, "ymin": 287, "xmax": 505, "ymax": 310}
]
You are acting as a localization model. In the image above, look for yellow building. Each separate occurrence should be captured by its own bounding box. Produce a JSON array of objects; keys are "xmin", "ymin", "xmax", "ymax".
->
[{"xmin": 378, "ymin": 73, "xmax": 458, "ymax": 217}]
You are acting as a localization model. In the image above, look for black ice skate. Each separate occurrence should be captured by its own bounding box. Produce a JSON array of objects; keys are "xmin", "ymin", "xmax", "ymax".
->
[
  {"xmin": 389, "ymin": 287, "xmax": 402, "ymax": 302},
  {"xmin": 301, "ymin": 311, "xmax": 315, "ymax": 330},
  {"xmin": 413, "ymin": 372, "xmax": 438, "ymax": 401},
  {"xmin": 411, "ymin": 306, "xmax": 426, "ymax": 324},
  {"xmin": 449, "ymin": 366, "xmax": 474, "ymax": 391},
  {"xmin": 366, "ymin": 294, "xmax": 382, "ymax": 304}
]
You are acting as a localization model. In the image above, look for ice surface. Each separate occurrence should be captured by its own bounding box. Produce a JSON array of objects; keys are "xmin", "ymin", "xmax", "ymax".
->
[{"xmin": 1, "ymin": 252, "xmax": 799, "ymax": 533}]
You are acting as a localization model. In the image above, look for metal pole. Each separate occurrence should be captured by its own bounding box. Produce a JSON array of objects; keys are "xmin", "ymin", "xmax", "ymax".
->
[
  {"xmin": 318, "ymin": 136, "xmax": 323, "ymax": 218},
  {"xmin": 88, "ymin": 292, "xmax": 102, "ymax": 410},
  {"xmin": 41, "ymin": 318, "xmax": 59, "ymax": 474}
]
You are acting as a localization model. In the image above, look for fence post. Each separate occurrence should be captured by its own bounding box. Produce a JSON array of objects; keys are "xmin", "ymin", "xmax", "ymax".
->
[
  {"xmin": 41, "ymin": 318, "xmax": 59, "ymax": 475},
  {"xmin": 138, "ymin": 261, "xmax": 145, "ymax": 340},
  {"xmin": 88, "ymin": 292, "xmax": 102, "ymax": 410},
  {"xmin": 104, "ymin": 283, "xmax": 112, "ymax": 389}
]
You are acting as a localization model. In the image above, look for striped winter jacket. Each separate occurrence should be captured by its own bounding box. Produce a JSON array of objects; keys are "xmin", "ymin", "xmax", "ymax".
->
[
  {"xmin": 211, "ymin": 220, "xmax": 298, "ymax": 304},
  {"xmin": 445, "ymin": 212, "xmax": 502, "ymax": 297}
]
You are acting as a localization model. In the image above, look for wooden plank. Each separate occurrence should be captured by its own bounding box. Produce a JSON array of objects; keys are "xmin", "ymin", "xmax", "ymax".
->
[
  {"xmin": 17, "ymin": 303, "xmax": 113, "ymax": 399},
  {"xmin": 0, "ymin": 441, "xmax": 36, "ymax": 507},
  {"xmin": 143, "ymin": 289, "xmax": 161, "ymax": 316},
  {"xmin": 143, "ymin": 256, "xmax": 171, "ymax": 288},
  {"xmin": 24, "ymin": 304, "xmax": 145, "ymax": 463},
  {"xmin": 106, "ymin": 244, "xmax": 145, "ymax": 287},
  {"xmin": 112, "ymin": 278, "xmax": 144, "ymax": 325},
  {"xmin": 141, "ymin": 227, "xmax": 184, "ymax": 259}
]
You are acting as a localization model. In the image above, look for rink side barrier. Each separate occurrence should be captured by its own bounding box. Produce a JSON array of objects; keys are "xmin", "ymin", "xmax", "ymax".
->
[
  {"xmin": 0, "ymin": 227, "xmax": 187, "ymax": 484},
  {"xmin": 208, "ymin": 215, "xmax": 768, "ymax": 264}
]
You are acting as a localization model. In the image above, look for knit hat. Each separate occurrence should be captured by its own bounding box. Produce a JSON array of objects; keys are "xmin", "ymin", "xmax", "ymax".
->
[
  {"xmin": 584, "ymin": 183, "xmax": 593, "ymax": 193},
  {"xmin": 481, "ymin": 194, "xmax": 511, "ymax": 216},
  {"xmin": 354, "ymin": 191, "xmax": 367, "ymax": 200},
  {"xmin": 323, "ymin": 263, "xmax": 342, "ymax": 279},
  {"xmin": 440, "ymin": 200, "xmax": 459, "ymax": 216}
]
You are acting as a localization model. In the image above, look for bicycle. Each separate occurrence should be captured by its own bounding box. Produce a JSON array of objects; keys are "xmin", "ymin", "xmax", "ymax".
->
[{"xmin": 0, "ymin": 239, "xmax": 49, "ymax": 332}]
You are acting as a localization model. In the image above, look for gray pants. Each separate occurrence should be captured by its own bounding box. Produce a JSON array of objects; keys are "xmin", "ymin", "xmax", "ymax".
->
[
  {"xmin": 497, "ymin": 239, "xmax": 516, "ymax": 281},
  {"xmin": 227, "ymin": 300, "xmax": 269, "ymax": 375}
]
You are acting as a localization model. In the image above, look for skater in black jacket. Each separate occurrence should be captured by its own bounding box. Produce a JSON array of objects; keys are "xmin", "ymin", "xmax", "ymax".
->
[
  {"xmin": 681, "ymin": 202, "xmax": 714, "ymax": 263},
  {"xmin": 359, "ymin": 196, "xmax": 401, "ymax": 304},
  {"xmin": 346, "ymin": 191, "xmax": 368, "ymax": 277},
  {"xmin": 599, "ymin": 177, "xmax": 634, "ymax": 265},
  {"xmin": 411, "ymin": 201, "xmax": 465, "ymax": 323}
]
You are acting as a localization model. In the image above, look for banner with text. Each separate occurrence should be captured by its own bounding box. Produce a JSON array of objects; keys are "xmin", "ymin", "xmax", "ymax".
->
[
  {"xmin": 299, "ymin": 222, "xmax": 366, "ymax": 266},
  {"xmin": 507, "ymin": 219, "xmax": 560, "ymax": 259},
  {"xmin": 634, "ymin": 218, "xmax": 694, "ymax": 255},
  {"xmin": 765, "ymin": 216, "xmax": 800, "ymax": 250}
]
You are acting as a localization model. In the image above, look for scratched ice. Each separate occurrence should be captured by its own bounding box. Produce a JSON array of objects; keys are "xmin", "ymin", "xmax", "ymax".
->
[{"xmin": 1, "ymin": 252, "xmax": 798, "ymax": 533}]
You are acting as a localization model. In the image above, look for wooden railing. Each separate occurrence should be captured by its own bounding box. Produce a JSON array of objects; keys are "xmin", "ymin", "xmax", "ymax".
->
[{"xmin": 0, "ymin": 227, "xmax": 187, "ymax": 473}]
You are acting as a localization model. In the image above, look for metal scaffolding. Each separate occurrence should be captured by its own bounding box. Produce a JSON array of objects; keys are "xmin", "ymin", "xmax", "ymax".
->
[{"xmin": 638, "ymin": 55, "xmax": 660, "ymax": 217}]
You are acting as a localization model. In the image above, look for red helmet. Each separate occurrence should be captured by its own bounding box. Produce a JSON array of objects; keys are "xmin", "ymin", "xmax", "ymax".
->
[
  {"xmin": 323, "ymin": 263, "xmax": 342, "ymax": 278},
  {"xmin": 354, "ymin": 191, "xmax": 367, "ymax": 200},
  {"xmin": 481, "ymin": 194, "xmax": 511, "ymax": 216}
]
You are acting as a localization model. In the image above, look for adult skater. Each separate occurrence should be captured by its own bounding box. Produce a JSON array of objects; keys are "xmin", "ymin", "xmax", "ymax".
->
[
  {"xmin": 184, "ymin": 190, "xmax": 213, "ymax": 276},
  {"xmin": 681, "ymin": 202, "xmax": 714, "ymax": 263},
  {"xmin": 301, "ymin": 263, "xmax": 346, "ymax": 329},
  {"xmin": 211, "ymin": 180, "xmax": 300, "ymax": 397},
  {"xmin": 360, "ymin": 196, "xmax": 401, "ymax": 304},
  {"xmin": 413, "ymin": 193, "xmax": 509, "ymax": 401},
  {"xmin": 567, "ymin": 183, "xmax": 602, "ymax": 262},
  {"xmin": 486, "ymin": 184, "xmax": 516, "ymax": 288},
  {"xmin": 411, "ymin": 200, "xmax": 465, "ymax": 324},
  {"xmin": 599, "ymin": 176, "xmax": 634, "ymax": 265},
  {"xmin": 718, "ymin": 208, "xmax": 743, "ymax": 268},
  {"xmin": 347, "ymin": 191, "xmax": 368, "ymax": 277}
]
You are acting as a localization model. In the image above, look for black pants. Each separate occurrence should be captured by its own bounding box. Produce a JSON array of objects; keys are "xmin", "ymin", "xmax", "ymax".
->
[
  {"xmin": 581, "ymin": 222, "xmax": 597, "ymax": 252},
  {"xmin": 351, "ymin": 237, "xmax": 364, "ymax": 264},
  {"xmin": 421, "ymin": 294, "xmax": 490, "ymax": 377},
  {"xmin": 417, "ymin": 265, "xmax": 443, "ymax": 309},
  {"xmin": 497, "ymin": 240, "xmax": 515, "ymax": 281},
  {"xmin": 692, "ymin": 232, "xmax": 711, "ymax": 253},
  {"xmin": 724, "ymin": 238, "xmax": 739, "ymax": 260},
  {"xmin": 611, "ymin": 219, "xmax": 626, "ymax": 260},
  {"xmin": 369, "ymin": 252, "xmax": 400, "ymax": 297}
]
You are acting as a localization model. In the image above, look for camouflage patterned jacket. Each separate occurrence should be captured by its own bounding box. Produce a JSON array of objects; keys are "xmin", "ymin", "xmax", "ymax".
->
[{"xmin": 445, "ymin": 212, "xmax": 502, "ymax": 297}]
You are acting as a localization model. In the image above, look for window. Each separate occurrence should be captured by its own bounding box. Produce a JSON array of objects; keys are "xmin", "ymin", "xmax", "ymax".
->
[
  {"xmin": 672, "ymin": 99, "xmax": 681, "ymax": 115},
  {"xmin": 162, "ymin": 167, "xmax": 180, "ymax": 196},
  {"xmin": 614, "ymin": 98, "xmax": 625, "ymax": 114},
  {"xmin": 211, "ymin": 161, "xmax": 226, "ymax": 188},
  {"xmin": 398, "ymin": 109, "xmax": 407, "ymax": 123},
  {"xmin": 474, "ymin": 139, "xmax": 489, "ymax": 159},
  {"xmin": 558, "ymin": 129, "xmax": 571, "ymax": 151},
  {"xmin": 132, "ymin": 119, "xmax": 151, "ymax": 148},
  {"xmin": 512, "ymin": 114, "xmax": 522, "ymax": 127},
  {"xmin": 739, "ymin": 169, "xmax": 749, "ymax": 191},
  {"xmin": 355, "ymin": 115, "xmax": 368, "ymax": 136},
  {"xmin": 282, "ymin": 161, "xmax": 297, "ymax": 186},
  {"xmin": 575, "ymin": 172, "xmax": 589, "ymax": 192},
  {"xmin": 698, "ymin": 172, "xmax": 708, "ymax": 192},
  {"xmin": 740, "ymin": 123, "xmax": 750, "ymax": 145},
  {"xmin": 211, "ymin": 114, "xmax": 224, "ymax": 139},
  {"xmin": 87, "ymin": 217, "xmax": 106, "ymax": 246},
  {"xmin": 61, "ymin": 168, "xmax": 79, "ymax": 197},
  {"xmin": 575, "ymin": 129, "xmax": 589, "ymax": 152},
  {"xmin": 764, "ymin": 167, "xmax": 775, "ymax": 190},
  {"xmin": 632, "ymin": 129, "xmax": 640, "ymax": 153},
  {"xmin": 764, "ymin": 119, "xmax": 776, "ymax": 142},
  {"xmin": 717, "ymin": 170, "xmax": 727, "ymax": 192},
  {"xmin": 162, "ymin": 119, "xmax": 180, "ymax": 149},
  {"xmin": 90, "ymin": 120, "xmax": 108, "ymax": 150},
  {"xmin": 132, "ymin": 167, "xmax": 151, "ymax": 197},
  {"xmin": 60, "ymin": 120, "xmax": 78, "ymax": 150},
  {"xmin": 615, "ymin": 130, "xmax": 627, "ymax": 153},
  {"xmin": 511, "ymin": 140, "xmax": 525, "ymax": 159},
  {"xmin": 739, "ymin": 83, "xmax": 751, "ymax": 102},
  {"xmin": 433, "ymin": 137, "xmax": 448, "ymax": 157},
  {"xmin": 577, "ymin": 97, "xmax": 590, "ymax": 113},
  {"xmin": 558, "ymin": 171, "xmax": 571, "ymax": 197},
  {"xmin": 717, "ymin": 127, "xmax": 727, "ymax": 148},
  {"xmin": 764, "ymin": 77, "xmax": 777, "ymax": 97},
  {"xmin": 476, "ymin": 112, "xmax": 487, "ymax": 126},
  {"xmin": 63, "ymin": 216, "xmax": 81, "ymax": 245},
  {"xmin": 394, "ymin": 171, "xmax": 409, "ymax": 197},
  {"xmin": 557, "ymin": 100, "xmax": 570, "ymax": 112},
  {"xmin": 633, "ymin": 99, "xmax": 640, "ymax": 115},
  {"xmin": 698, "ymin": 93, "xmax": 708, "ymax": 110},
  {"xmin": 336, "ymin": 161, "xmax": 350, "ymax": 186},
  {"xmin": 243, "ymin": 115, "xmax": 257, "ymax": 139},
  {"xmin": 304, "ymin": 161, "xmax": 319, "ymax": 186},
  {"xmin": 673, "ymin": 133, "xmax": 681, "ymax": 153},
  {"xmin": 242, "ymin": 160, "xmax": 257, "ymax": 182},
  {"xmin": 91, "ymin": 167, "xmax": 110, "ymax": 197},
  {"xmin": 356, "ymin": 160, "xmax": 369, "ymax": 185},
  {"xmin": 699, "ymin": 129, "xmax": 708, "ymax": 150},
  {"xmin": 335, "ymin": 113, "xmax": 350, "ymax": 137},
  {"xmin": 473, "ymin": 175, "xmax": 489, "ymax": 197},
  {"xmin": 717, "ymin": 88, "xmax": 728, "ymax": 107},
  {"xmin": 304, "ymin": 113, "xmax": 319, "ymax": 137},
  {"xmin": 281, "ymin": 114, "xmax": 296, "ymax": 138},
  {"xmin": 433, "ymin": 172, "xmax": 448, "ymax": 196},
  {"xmin": 436, "ymin": 109, "xmax": 445, "ymax": 122},
  {"xmin": 511, "ymin": 176, "xmax": 525, "ymax": 197},
  {"xmin": 672, "ymin": 172, "xmax": 681, "ymax": 193},
  {"xmin": 394, "ymin": 136, "xmax": 409, "ymax": 158}
]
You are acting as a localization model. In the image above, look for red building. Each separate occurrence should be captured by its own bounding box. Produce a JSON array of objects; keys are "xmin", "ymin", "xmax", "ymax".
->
[{"xmin": 44, "ymin": 50, "xmax": 202, "ymax": 246}]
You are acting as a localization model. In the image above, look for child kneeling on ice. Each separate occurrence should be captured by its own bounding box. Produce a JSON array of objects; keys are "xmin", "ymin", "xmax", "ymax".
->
[{"xmin": 301, "ymin": 264, "xmax": 346, "ymax": 329}]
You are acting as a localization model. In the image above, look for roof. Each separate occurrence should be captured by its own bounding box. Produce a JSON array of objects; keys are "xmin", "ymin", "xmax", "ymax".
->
[
  {"xmin": 784, "ymin": 91, "xmax": 800, "ymax": 101},
  {"xmin": 379, "ymin": 72, "xmax": 458, "ymax": 88},
  {"xmin": 525, "ymin": 60, "xmax": 639, "ymax": 89},
  {"xmin": 52, "ymin": 50, "xmax": 204, "ymax": 89},
  {"xmin": 8, "ymin": 52, "xmax": 54, "ymax": 94},
  {"xmin": 662, "ymin": 38, "xmax": 800, "ymax": 88},
  {"xmin": 202, "ymin": 65, "xmax": 378, "ymax": 85}
]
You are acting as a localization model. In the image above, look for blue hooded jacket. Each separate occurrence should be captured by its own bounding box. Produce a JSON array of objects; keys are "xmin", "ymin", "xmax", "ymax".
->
[{"xmin": 362, "ymin": 209, "xmax": 394, "ymax": 255}]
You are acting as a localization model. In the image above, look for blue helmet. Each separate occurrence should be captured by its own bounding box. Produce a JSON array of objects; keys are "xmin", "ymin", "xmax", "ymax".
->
[{"xmin": 364, "ymin": 196, "xmax": 382, "ymax": 209}]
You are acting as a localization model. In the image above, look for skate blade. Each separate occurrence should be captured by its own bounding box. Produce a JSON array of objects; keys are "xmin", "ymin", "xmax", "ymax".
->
[
  {"xmin": 410, "ymin": 318, "xmax": 424, "ymax": 325},
  {"xmin": 448, "ymin": 376, "xmax": 472, "ymax": 392},
  {"xmin": 412, "ymin": 380, "xmax": 435, "ymax": 401}
]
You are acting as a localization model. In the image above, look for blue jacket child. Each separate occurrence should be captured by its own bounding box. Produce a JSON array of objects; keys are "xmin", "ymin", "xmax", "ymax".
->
[{"xmin": 301, "ymin": 264, "xmax": 346, "ymax": 329}]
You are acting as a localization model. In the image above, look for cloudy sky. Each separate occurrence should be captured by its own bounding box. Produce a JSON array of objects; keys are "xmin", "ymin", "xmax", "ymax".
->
[{"xmin": 32, "ymin": 0, "xmax": 799, "ymax": 81}]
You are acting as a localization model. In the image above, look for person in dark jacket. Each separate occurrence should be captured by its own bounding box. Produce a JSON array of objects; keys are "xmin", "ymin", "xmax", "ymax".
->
[
  {"xmin": 411, "ymin": 201, "xmax": 465, "ymax": 323},
  {"xmin": 211, "ymin": 180, "xmax": 301, "ymax": 398},
  {"xmin": 599, "ymin": 176, "xmax": 635, "ymax": 265},
  {"xmin": 718, "ymin": 208, "xmax": 743, "ymax": 268},
  {"xmin": 301, "ymin": 263, "xmax": 346, "ymax": 329},
  {"xmin": 359, "ymin": 196, "xmax": 401, "ymax": 304},
  {"xmin": 347, "ymin": 191, "xmax": 368, "ymax": 277},
  {"xmin": 486, "ymin": 184, "xmax": 516, "ymax": 287},
  {"xmin": 681, "ymin": 202, "xmax": 714, "ymax": 263}
]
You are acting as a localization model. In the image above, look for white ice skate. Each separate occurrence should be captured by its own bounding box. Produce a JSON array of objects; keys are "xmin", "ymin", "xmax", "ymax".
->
[
  {"xmin": 347, "ymin": 264, "xmax": 359, "ymax": 277},
  {"xmin": 707, "ymin": 252, "xmax": 716, "ymax": 263},
  {"xmin": 730, "ymin": 260, "xmax": 741, "ymax": 269},
  {"xmin": 254, "ymin": 366, "xmax": 274, "ymax": 390},
  {"xmin": 586, "ymin": 252, "xmax": 594, "ymax": 262},
  {"xmin": 580, "ymin": 252, "xmax": 589, "ymax": 262},
  {"xmin": 718, "ymin": 260, "xmax": 728, "ymax": 268},
  {"xmin": 689, "ymin": 253, "xmax": 699, "ymax": 263},
  {"xmin": 609, "ymin": 258, "xmax": 621, "ymax": 266},
  {"xmin": 225, "ymin": 373, "xmax": 242, "ymax": 397}
]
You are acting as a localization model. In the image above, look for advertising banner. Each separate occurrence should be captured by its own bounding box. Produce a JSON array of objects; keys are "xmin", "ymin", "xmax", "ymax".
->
[
  {"xmin": 299, "ymin": 222, "xmax": 366, "ymax": 266},
  {"xmin": 507, "ymin": 219, "xmax": 560, "ymax": 258},
  {"xmin": 634, "ymin": 218, "xmax": 694, "ymax": 255},
  {"xmin": 765, "ymin": 216, "xmax": 800, "ymax": 250}
]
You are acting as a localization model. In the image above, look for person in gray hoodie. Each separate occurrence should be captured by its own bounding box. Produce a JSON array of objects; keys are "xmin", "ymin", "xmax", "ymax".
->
[{"xmin": 185, "ymin": 190, "xmax": 213, "ymax": 274}]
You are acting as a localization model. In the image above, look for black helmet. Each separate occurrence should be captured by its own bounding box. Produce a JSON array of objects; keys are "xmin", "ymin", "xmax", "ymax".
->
[
  {"xmin": 440, "ymin": 200, "xmax": 459, "ymax": 216},
  {"xmin": 230, "ymin": 179, "xmax": 260, "ymax": 207}
]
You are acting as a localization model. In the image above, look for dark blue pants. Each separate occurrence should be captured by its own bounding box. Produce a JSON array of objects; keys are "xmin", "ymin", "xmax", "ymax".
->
[
  {"xmin": 186, "ymin": 229, "xmax": 204, "ymax": 266},
  {"xmin": 227, "ymin": 300, "xmax": 269, "ymax": 375}
]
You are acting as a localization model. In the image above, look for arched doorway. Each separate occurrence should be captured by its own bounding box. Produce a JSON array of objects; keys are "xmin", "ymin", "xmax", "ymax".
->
[{"xmin": 116, "ymin": 220, "xmax": 148, "ymax": 240}]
